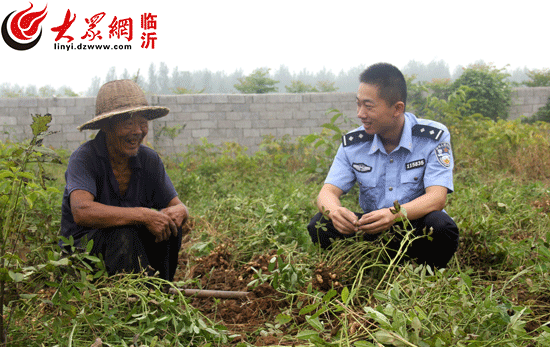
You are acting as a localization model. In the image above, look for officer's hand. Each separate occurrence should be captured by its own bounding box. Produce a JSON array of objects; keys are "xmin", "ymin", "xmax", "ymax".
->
[
  {"xmin": 329, "ymin": 207, "xmax": 359, "ymax": 235},
  {"xmin": 357, "ymin": 208, "xmax": 396, "ymax": 234},
  {"xmin": 143, "ymin": 208, "xmax": 178, "ymax": 242}
]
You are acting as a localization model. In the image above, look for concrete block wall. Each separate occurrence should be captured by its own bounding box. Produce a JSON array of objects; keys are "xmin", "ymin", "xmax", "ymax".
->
[
  {"xmin": 149, "ymin": 92, "xmax": 357, "ymax": 154},
  {"xmin": 509, "ymin": 87, "xmax": 550, "ymax": 120},
  {"xmin": 0, "ymin": 87, "xmax": 548, "ymax": 154},
  {"xmin": 0, "ymin": 96, "xmax": 97, "ymax": 149}
]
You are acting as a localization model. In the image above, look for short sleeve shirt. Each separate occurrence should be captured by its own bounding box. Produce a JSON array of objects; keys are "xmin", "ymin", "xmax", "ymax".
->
[
  {"xmin": 325, "ymin": 112, "xmax": 453, "ymax": 213},
  {"xmin": 60, "ymin": 130, "xmax": 178, "ymax": 241}
]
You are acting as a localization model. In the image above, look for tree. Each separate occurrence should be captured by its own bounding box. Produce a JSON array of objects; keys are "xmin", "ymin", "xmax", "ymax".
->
[
  {"xmin": 316, "ymin": 80, "xmax": 338, "ymax": 92},
  {"xmin": 286, "ymin": 80, "xmax": 339, "ymax": 93},
  {"xmin": 105, "ymin": 67, "xmax": 117, "ymax": 83},
  {"xmin": 214, "ymin": 71, "xmax": 231, "ymax": 93},
  {"xmin": 234, "ymin": 68, "xmax": 279, "ymax": 94},
  {"xmin": 200, "ymin": 69, "xmax": 213, "ymax": 93},
  {"xmin": 451, "ymin": 65, "xmax": 465, "ymax": 80},
  {"xmin": 56, "ymin": 85, "xmax": 79, "ymax": 97},
  {"xmin": 274, "ymin": 64, "xmax": 292, "ymax": 92},
  {"xmin": 157, "ymin": 62, "xmax": 170, "ymax": 94},
  {"xmin": 86, "ymin": 76, "xmax": 101, "ymax": 96},
  {"xmin": 507, "ymin": 66, "xmax": 529, "ymax": 85},
  {"xmin": 173, "ymin": 87, "xmax": 205, "ymax": 94},
  {"xmin": 121, "ymin": 68, "xmax": 131, "ymax": 80},
  {"xmin": 0, "ymin": 83, "xmax": 22, "ymax": 97},
  {"xmin": 524, "ymin": 68, "xmax": 550, "ymax": 87},
  {"xmin": 132, "ymin": 69, "xmax": 147, "ymax": 89},
  {"xmin": 147, "ymin": 63, "xmax": 159, "ymax": 94},
  {"xmin": 24, "ymin": 85, "xmax": 38, "ymax": 97},
  {"xmin": 402, "ymin": 60, "xmax": 450, "ymax": 82},
  {"xmin": 227, "ymin": 69, "xmax": 244, "ymax": 93},
  {"xmin": 450, "ymin": 63, "xmax": 512, "ymax": 120},
  {"xmin": 285, "ymin": 80, "xmax": 317, "ymax": 93},
  {"xmin": 38, "ymin": 85, "xmax": 56, "ymax": 98}
]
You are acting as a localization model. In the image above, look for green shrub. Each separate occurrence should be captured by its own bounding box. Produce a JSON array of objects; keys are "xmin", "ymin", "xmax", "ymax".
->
[
  {"xmin": 524, "ymin": 96, "xmax": 550, "ymax": 123},
  {"xmin": 451, "ymin": 64, "xmax": 512, "ymax": 120},
  {"xmin": 285, "ymin": 80, "xmax": 317, "ymax": 93},
  {"xmin": 523, "ymin": 68, "xmax": 550, "ymax": 87},
  {"xmin": 234, "ymin": 68, "xmax": 279, "ymax": 94}
]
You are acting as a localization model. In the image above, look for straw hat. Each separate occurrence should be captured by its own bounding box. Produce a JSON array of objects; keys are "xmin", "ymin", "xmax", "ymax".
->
[{"xmin": 78, "ymin": 79, "xmax": 169, "ymax": 131}]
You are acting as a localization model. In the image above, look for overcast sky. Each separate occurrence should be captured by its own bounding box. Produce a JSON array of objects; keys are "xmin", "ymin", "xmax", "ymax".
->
[{"xmin": 1, "ymin": 0, "xmax": 548, "ymax": 94}]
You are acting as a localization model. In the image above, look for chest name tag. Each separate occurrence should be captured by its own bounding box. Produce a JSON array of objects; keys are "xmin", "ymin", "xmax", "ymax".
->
[
  {"xmin": 352, "ymin": 163, "xmax": 372, "ymax": 173},
  {"xmin": 406, "ymin": 159, "xmax": 425, "ymax": 170}
]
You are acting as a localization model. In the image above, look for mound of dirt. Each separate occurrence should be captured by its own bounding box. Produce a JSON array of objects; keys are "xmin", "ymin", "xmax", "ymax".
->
[{"xmin": 174, "ymin": 246, "xmax": 290, "ymax": 345}]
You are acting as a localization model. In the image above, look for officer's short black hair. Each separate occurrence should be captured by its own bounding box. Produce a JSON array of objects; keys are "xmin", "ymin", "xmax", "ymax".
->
[{"xmin": 359, "ymin": 63, "xmax": 407, "ymax": 109}]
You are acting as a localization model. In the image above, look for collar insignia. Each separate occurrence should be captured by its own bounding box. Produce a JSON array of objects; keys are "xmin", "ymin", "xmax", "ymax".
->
[
  {"xmin": 342, "ymin": 130, "xmax": 374, "ymax": 147},
  {"xmin": 412, "ymin": 124, "xmax": 444, "ymax": 141}
]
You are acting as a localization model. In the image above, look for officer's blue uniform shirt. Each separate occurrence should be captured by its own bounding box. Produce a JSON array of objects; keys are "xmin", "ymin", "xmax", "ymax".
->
[{"xmin": 325, "ymin": 112, "xmax": 453, "ymax": 213}]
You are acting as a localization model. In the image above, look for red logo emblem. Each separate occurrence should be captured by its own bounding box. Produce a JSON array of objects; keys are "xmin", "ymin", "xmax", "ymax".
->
[{"xmin": 2, "ymin": 2, "xmax": 48, "ymax": 50}]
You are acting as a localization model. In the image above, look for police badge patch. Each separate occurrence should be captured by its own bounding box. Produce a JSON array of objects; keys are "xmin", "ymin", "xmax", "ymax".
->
[
  {"xmin": 435, "ymin": 142, "xmax": 452, "ymax": 168},
  {"xmin": 352, "ymin": 163, "xmax": 372, "ymax": 173}
]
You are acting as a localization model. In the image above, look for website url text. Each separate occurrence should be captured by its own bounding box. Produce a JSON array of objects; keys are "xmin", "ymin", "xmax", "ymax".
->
[{"xmin": 53, "ymin": 43, "xmax": 132, "ymax": 51}]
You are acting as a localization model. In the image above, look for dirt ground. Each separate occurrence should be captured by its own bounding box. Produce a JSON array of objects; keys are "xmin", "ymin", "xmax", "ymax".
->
[
  {"xmin": 172, "ymin": 243, "xmax": 343, "ymax": 346},
  {"xmin": 173, "ymin": 244, "xmax": 294, "ymax": 345}
]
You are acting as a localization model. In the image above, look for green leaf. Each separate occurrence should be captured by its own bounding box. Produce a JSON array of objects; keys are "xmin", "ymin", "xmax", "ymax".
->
[
  {"xmin": 322, "ymin": 123, "xmax": 341, "ymax": 133},
  {"xmin": 9, "ymin": 270, "xmax": 24, "ymax": 282},
  {"xmin": 268, "ymin": 256, "xmax": 276, "ymax": 272},
  {"xmin": 364, "ymin": 307, "xmax": 391, "ymax": 327},
  {"xmin": 341, "ymin": 286, "xmax": 350, "ymax": 303},
  {"xmin": 354, "ymin": 341, "xmax": 377, "ymax": 347},
  {"xmin": 0, "ymin": 170, "xmax": 15, "ymax": 179},
  {"xmin": 411, "ymin": 316, "xmax": 422, "ymax": 331},
  {"xmin": 85, "ymin": 239, "xmax": 94, "ymax": 254},
  {"xmin": 323, "ymin": 288, "xmax": 337, "ymax": 302},
  {"xmin": 306, "ymin": 316, "xmax": 324, "ymax": 331},
  {"xmin": 374, "ymin": 330, "xmax": 403, "ymax": 345},
  {"xmin": 328, "ymin": 109, "xmax": 342, "ymax": 123},
  {"xmin": 31, "ymin": 114, "xmax": 52, "ymax": 137},
  {"xmin": 38, "ymin": 162, "xmax": 47, "ymax": 190},
  {"xmin": 460, "ymin": 272, "xmax": 472, "ymax": 288},
  {"xmin": 295, "ymin": 329, "xmax": 319, "ymax": 340},
  {"xmin": 275, "ymin": 313, "xmax": 292, "ymax": 325},
  {"xmin": 16, "ymin": 171, "xmax": 34, "ymax": 180},
  {"xmin": 299, "ymin": 303, "xmax": 320, "ymax": 315},
  {"xmin": 20, "ymin": 293, "xmax": 38, "ymax": 300},
  {"xmin": 49, "ymin": 258, "xmax": 70, "ymax": 266},
  {"xmin": 303, "ymin": 134, "xmax": 319, "ymax": 144}
]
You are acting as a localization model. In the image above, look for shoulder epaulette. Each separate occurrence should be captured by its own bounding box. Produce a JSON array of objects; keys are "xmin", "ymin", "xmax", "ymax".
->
[
  {"xmin": 412, "ymin": 124, "xmax": 445, "ymax": 141},
  {"xmin": 342, "ymin": 130, "xmax": 374, "ymax": 147}
]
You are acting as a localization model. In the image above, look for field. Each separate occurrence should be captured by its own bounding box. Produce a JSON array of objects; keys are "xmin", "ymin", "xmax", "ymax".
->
[{"xmin": 1, "ymin": 107, "xmax": 550, "ymax": 346}]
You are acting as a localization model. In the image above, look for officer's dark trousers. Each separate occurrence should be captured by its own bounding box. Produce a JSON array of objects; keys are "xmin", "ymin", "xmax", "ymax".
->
[
  {"xmin": 307, "ymin": 210, "xmax": 459, "ymax": 268},
  {"xmin": 88, "ymin": 226, "xmax": 183, "ymax": 281}
]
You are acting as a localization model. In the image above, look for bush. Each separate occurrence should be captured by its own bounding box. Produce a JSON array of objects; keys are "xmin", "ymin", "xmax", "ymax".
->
[
  {"xmin": 524, "ymin": 68, "xmax": 550, "ymax": 87},
  {"xmin": 528, "ymin": 96, "xmax": 550, "ymax": 123},
  {"xmin": 451, "ymin": 64, "xmax": 512, "ymax": 120},
  {"xmin": 234, "ymin": 68, "xmax": 279, "ymax": 94}
]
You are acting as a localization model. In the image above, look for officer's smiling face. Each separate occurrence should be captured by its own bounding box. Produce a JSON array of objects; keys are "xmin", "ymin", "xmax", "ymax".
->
[{"xmin": 356, "ymin": 83, "xmax": 401, "ymax": 139}]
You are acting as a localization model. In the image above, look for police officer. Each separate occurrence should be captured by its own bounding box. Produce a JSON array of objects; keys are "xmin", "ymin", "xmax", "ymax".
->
[{"xmin": 307, "ymin": 63, "xmax": 459, "ymax": 268}]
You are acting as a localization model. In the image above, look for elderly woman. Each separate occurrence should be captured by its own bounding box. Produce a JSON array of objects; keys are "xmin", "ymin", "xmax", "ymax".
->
[{"xmin": 60, "ymin": 79, "xmax": 188, "ymax": 281}]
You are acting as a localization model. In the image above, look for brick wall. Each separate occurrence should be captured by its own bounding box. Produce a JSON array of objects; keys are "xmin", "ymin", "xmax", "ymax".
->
[{"xmin": 0, "ymin": 87, "xmax": 548, "ymax": 154}]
